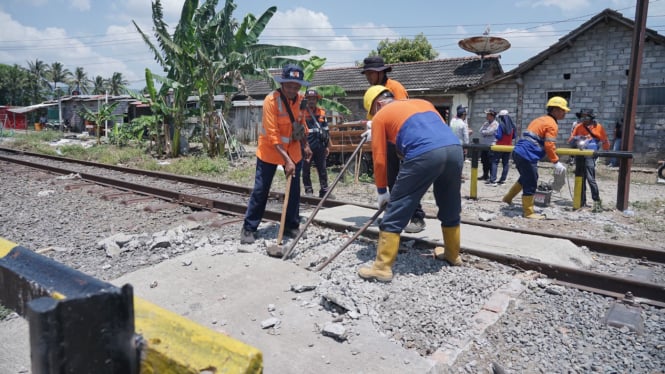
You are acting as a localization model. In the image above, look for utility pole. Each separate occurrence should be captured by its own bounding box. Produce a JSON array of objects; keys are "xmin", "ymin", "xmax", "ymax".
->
[{"xmin": 617, "ymin": 0, "xmax": 649, "ymax": 211}]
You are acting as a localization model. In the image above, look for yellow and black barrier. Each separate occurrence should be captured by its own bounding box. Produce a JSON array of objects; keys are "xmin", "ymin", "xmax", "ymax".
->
[
  {"xmin": 0, "ymin": 238, "xmax": 263, "ymax": 374},
  {"xmin": 464, "ymin": 143, "xmax": 633, "ymax": 209}
]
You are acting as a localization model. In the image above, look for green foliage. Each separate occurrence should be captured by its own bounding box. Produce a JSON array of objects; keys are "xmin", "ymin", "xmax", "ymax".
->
[
  {"xmin": 0, "ymin": 63, "xmax": 32, "ymax": 106},
  {"xmin": 108, "ymin": 121, "xmax": 146, "ymax": 147},
  {"xmin": 142, "ymin": 155, "xmax": 230, "ymax": 177},
  {"xmin": 368, "ymin": 33, "xmax": 438, "ymax": 63},
  {"xmin": 134, "ymin": 0, "xmax": 310, "ymax": 158},
  {"xmin": 79, "ymin": 101, "xmax": 121, "ymax": 145},
  {"xmin": 0, "ymin": 303, "xmax": 11, "ymax": 320},
  {"xmin": 300, "ymin": 56, "xmax": 351, "ymax": 115}
]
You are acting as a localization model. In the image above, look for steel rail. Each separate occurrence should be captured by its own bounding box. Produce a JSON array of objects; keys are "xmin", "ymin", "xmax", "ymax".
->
[
  {"xmin": 1, "ymin": 149, "xmax": 663, "ymax": 263},
  {"xmin": 2, "ymin": 152, "xmax": 665, "ymax": 306}
]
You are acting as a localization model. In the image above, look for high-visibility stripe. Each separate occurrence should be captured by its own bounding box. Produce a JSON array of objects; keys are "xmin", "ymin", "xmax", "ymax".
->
[
  {"xmin": 135, "ymin": 297, "xmax": 263, "ymax": 373},
  {"xmin": 0, "ymin": 237, "xmax": 16, "ymax": 258}
]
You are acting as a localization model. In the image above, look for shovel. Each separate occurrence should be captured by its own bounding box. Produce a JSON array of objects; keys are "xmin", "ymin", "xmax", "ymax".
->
[
  {"xmin": 266, "ymin": 174, "xmax": 292, "ymax": 258},
  {"xmin": 281, "ymin": 134, "xmax": 369, "ymax": 260}
]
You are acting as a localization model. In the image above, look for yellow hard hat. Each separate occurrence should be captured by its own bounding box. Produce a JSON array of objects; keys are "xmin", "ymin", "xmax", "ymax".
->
[
  {"xmin": 363, "ymin": 85, "xmax": 390, "ymax": 119},
  {"xmin": 546, "ymin": 96, "xmax": 570, "ymax": 112}
]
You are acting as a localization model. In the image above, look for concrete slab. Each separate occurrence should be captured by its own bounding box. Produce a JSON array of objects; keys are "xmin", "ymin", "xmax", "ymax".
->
[
  {"xmin": 313, "ymin": 205, "xmax": 594, "ymax": 269},
  {"xmin": 112, "ymin": 249, "xmax": 437, "ymax": 374}
]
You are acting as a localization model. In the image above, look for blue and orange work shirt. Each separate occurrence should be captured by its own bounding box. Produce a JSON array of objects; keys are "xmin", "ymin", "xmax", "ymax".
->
[
  {"xmin": 370, "ymin": 99, "xmax": 460, "ymax": 192},
  {"xmin": 256, "ymin": 90, "xmax": 308, "ymax": 165},
  {"xmin": 513, "ymin": 114, "xmax": 561, "ymax": 164}
]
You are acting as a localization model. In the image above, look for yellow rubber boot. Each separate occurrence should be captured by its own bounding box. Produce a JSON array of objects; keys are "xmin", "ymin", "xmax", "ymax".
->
[
  {"xmin": 358, "ymin": 231, "xmax": 400, "ymax": 282},
  {"xmin": 502, "ymin": 182, "xmax": 522, "ymax": 204},
  {"xmin": 434, "ymin": 226, "xmax": 462, "ymax": 266},
  {"xmin": 522, "ymin": 195, "xmax": 545, "ymax": 219}
]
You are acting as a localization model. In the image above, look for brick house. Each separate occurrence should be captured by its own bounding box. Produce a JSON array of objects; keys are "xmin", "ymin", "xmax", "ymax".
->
[{"xmin": 468, "ymin": 8, "xmax": 665, "ymax": 165}]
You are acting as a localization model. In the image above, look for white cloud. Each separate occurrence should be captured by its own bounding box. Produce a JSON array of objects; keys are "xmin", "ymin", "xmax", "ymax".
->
[
  {"xmin": 262, "ymin": 7, "xmax": 378, "ymax": 67},
  {"xmin": 516, "ymin": 0, "xmax": 590, "ymax": 12},
  {"xmin": 70, "ymin": 0, "xmax": 90, "ymax": 12},
  {"xmin": 0, "ymin": 9, "xmax": 146, "ymax": 87}
]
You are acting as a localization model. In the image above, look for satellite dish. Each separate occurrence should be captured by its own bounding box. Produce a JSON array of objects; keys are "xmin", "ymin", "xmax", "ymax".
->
[{"xmin": 459, "ymin": 33, "xmax": 511, "ymax": 68}]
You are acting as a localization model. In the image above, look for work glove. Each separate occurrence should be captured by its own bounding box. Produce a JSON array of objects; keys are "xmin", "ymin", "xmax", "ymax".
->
[
  {"xmin": 376, "ymin": 191, "xmax": 390, "ymax": 208},
  {"xmin": 366, "ymin": 121, "xmax": 372, "ymax": 130},
  {"xmin": 553, "ymin": 161, "xmax": 566, "ymax": 175},
  {"xmin": 361, "ymin": 129, "xmax": 371, "ymax": 142}
]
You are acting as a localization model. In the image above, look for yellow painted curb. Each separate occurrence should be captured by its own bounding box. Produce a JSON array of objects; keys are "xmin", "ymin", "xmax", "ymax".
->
[
  {"xmin": 135, "ymin": 297, "xmax": 263, "ymax": 374},
  {"xmin": 0, "ymin": 237, "xmax": 17, "ymax": 258}
]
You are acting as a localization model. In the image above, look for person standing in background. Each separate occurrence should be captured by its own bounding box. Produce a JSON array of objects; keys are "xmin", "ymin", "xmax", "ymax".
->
[
  {"xmin": 608, "ymin": 118, "xmax": 623, "ymax": 167},
  {"xmin": 567, "ymin": 108, "xmax": 610, "ymax": 212},
  {"xmin": 302, "ymin": 89, "xmax": 332, "ymax": 198},
  {"xmin": 479, "ymin": 109, "xmax": 499, "ymax": 181},
  {"xmin": 489, "ymin": 109, "xmax": 516, "ymax": 186}
]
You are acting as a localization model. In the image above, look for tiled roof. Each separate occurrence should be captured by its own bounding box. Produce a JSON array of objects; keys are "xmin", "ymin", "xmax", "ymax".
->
[{"xmin": 243, "ymin": 56, "xmax": 503, "ymax": 98}]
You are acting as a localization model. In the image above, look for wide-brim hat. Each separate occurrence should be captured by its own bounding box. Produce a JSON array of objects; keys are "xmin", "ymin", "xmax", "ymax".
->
[
  {"xmin": 575, "ymin": 108, "xmax": 595, "ymax": 119},
  {"xmin": 275, "ymin": 64, "xmax": 310, "ymax": 86},
  {"xmin": 361, "ymin": 56, "xmax": 392, "ymax": 74}
]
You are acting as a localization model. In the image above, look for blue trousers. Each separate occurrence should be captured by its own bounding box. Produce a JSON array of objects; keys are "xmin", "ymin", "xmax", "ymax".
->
[
  {"xmin": 513, "ymin": 152, "xmax": 539, "ymax": 196},
  {"xmin": 380, "ymin": 145, "xmax": 463, "ymax": 233},
  {"xmin": 243, "ymin": 158, "xmax": 302, "ymax": 232},
  {"xmin": 302, "ymin": 145, "xmax": 329, "ymax": 197},
  {"xmin": 490, "ymin": 151, "xmax": 511, "ymax": 183},
  {"xmin": 387, "ymin": 143, "xmax": 426, "ymax": 220},
  {"xmin": 581, "ymin": 157, "xmax": 600, "ymax": 205}
]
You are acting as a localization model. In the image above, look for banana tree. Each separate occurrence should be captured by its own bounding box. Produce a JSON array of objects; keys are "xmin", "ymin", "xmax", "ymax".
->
[
  {"xmin": 79, "ymin": 101, "xmax": 120, "ymax": 145},
  {"xmin": 300, "ymin": 56, "xmax": 351, "ymax": 116},
  {"xmin": 126, "ymin": 69, "xmax": 179, "ymax": 155},
  {"xmin": 191, "ymin": 0, "xmax": 310, "ymax": 157}
]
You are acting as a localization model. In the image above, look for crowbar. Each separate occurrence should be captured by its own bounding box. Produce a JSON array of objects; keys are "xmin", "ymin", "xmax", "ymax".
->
[
  {"xmin": 282, "ymin": 134, "xmax": 369, "ymax": 260},
  {"xmin": 314, "ymin": 204, "xmax": 386, "ymax": 272}
]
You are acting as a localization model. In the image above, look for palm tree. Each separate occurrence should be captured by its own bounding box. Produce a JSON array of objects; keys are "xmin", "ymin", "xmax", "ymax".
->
[
  {"xmin": 46, "ymin": 61, "xmax": 71, "ymax": 98},
  {"xmin": 92, "ymin": 76, "xmax": 106, "ymax": 95},
  {"xmin": 70, "ymin": 67, "xmax": 91, "ymax": 94},
  {"xmin": 26, "ymin": 59, "xmax": 50, "ymax": 104},
  {"xmin": 108, "ymin": 72, "xmax": 128, "ymax": 95}
]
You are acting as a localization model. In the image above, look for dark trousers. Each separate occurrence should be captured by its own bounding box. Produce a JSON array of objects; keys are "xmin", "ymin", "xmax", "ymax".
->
[
  {"xmin": 513, "ymin": 152, "xmax": 539, "ymax": 196},
  {"xmin": 243, "ymin": 158, "xmax": 302, "ymax": 232},
  {"xmin": 582, "ymin": 157, "xmax": 600, "ymax": 205},
  {"xmin": 387, "ymin": 143, "xmax": 425, "ymax": 220},
  {"xmin": 490, "ymin": 151, "xmax": 511, "ymax": 183},
  {"xmin": 480, "ymin": 150, "xmax": 491, "ymax": 178},
  {"xmin": 381, "ymin": 146, "xmax": 463, "ymax": 233},
  {"xmin": 302, "ymin": 146, "xmax": 329, "ymax": 197}
]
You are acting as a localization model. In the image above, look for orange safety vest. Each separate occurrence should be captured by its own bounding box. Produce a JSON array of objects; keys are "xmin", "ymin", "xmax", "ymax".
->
[{"xmin": 256, "ymin": 90, "xmax": 308, "ymax": 165}]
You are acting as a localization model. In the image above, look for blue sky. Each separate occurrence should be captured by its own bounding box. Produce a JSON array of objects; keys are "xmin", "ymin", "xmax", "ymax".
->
[{"xmin": 1, "ymin": 0, "xmax": 664, "ymax": 89}]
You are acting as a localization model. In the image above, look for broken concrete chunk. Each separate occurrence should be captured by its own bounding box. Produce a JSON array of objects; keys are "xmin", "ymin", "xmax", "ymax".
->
[
  {"xmin": 291, "ymin": 284, "xmax": 317, "ymax": 293},
  {"xmin": 261, "ymin": 317, "xmax": 281, "ymax": 329},
  {"xmin": 321, "ymin": 322, "xmax": 347, "ymax": 342}
]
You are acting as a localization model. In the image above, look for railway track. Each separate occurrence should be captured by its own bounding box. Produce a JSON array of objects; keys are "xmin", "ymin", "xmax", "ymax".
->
[{"xmin": 1, "ymin": 147, "xmax": 664, "ymax": 307}]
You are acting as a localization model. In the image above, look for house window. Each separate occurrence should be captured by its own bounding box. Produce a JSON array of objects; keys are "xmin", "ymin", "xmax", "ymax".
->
[
  {"xmin": 546, "ymin": 91, "xmax": 572, "ymax": 105},
  {"xmin": 637, "ymin": 86, "xmax": 665, "ymax": 106}
]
